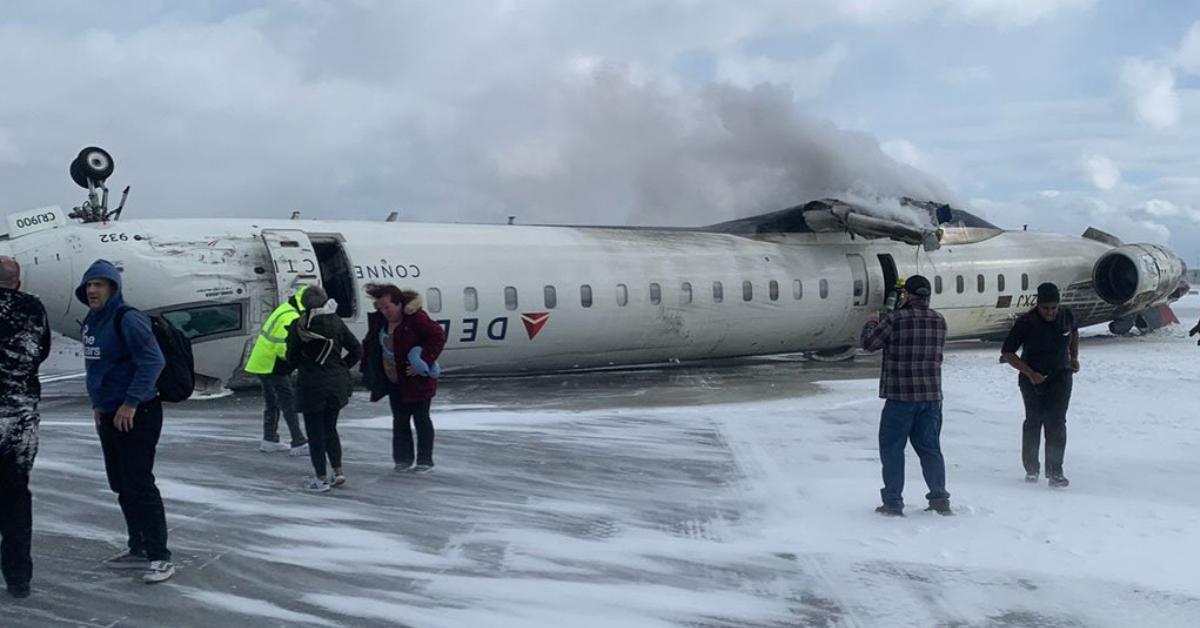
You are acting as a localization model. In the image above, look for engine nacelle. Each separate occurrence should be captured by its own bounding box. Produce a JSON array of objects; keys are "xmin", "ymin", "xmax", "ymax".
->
[{"xmin": 1092, "ymin": 244, "xmax": 1184, "ymax": 308}]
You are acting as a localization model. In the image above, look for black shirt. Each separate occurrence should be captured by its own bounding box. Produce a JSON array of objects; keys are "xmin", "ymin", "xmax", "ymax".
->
[{"xmin": 1001, "ymin": 307, "xmax": 1077, "ymax": 374}]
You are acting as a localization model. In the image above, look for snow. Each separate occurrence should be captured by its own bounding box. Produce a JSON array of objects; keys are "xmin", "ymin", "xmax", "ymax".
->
[{"xmin": 9, "ymin": 297, "xmax": 1200, "ymax": 626}]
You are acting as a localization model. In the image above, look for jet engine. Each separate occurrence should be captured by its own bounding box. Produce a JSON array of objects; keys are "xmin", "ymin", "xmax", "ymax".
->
[{"xmin": 1092, "ymin": 243, "xmax": 1185, "ymax": 309}]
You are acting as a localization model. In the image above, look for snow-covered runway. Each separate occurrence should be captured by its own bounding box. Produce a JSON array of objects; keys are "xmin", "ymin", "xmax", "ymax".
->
[{"xmin": 9, "ymin": 298, "xmax": 1200, "ymax": 627}]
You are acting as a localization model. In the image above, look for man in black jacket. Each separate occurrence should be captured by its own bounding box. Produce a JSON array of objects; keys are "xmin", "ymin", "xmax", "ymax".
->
[
  {"xmin": 1001, "ymin": 282, "xmax": 1079, "ymax": 488},
  {"xmin": 0, "ymin": 257, "xmax": 51, "ymax": 598}
]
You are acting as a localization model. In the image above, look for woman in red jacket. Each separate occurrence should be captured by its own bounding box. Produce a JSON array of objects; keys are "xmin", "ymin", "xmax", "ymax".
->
[{"xmin": 361, "ymin": 284, "xmax": 447, "ymax": 472}]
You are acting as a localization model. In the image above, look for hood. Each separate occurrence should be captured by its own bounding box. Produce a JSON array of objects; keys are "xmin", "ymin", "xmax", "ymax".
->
[
  {"xmin": 402, "ymin": 289, "xmax": 423, "ymax": 315},
  {"xmin": 74, "ymin": 259, "xmax": 124, "ymax": 307}
]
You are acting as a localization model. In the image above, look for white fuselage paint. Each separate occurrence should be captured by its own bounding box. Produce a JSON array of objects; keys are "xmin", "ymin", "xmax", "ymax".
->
[{"xmin": 0, "ymin": 218, "xmax": 1166, "ymax": 385}]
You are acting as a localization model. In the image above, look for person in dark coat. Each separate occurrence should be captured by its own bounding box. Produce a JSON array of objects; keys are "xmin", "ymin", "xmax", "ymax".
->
[
  {"xmin": 0, "ymin": 257, "xmax": 51, "ymax": 599},
  {"xmin": 861, "ymin": 275, "xmax": 951, "ymax": 517},
  {"xmin": 1001, "ymin": 282, "xmax": 1079, "ymax": 488},
  {"xmin": 285, "ymin": 285, "xmax": 362, "ymax": 492},
  {"xmin": 361, "ymin": 284, "xmax": 447, "ymax": 472}
]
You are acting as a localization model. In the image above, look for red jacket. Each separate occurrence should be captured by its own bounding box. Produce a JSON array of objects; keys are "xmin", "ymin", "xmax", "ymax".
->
[{"xmin": 362, "ymin": 292, "xmax": 447, "ymax": 403}]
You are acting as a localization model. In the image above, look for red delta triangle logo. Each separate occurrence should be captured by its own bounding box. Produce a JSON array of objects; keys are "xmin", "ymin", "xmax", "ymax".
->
[{"xmin": 520, "ymin": 312, "xmax": 550, "ymax": 340}]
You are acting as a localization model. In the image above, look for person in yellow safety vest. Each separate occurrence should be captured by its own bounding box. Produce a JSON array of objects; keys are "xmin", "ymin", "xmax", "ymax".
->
[{"xmin": 245, "ymin": 285, "xmax": 311, "ymax": 455}]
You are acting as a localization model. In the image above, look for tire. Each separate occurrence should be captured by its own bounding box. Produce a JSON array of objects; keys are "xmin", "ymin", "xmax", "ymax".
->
[
  {"xmin": 1108, "ymin": 318, "xmax": 1134, "ymax": 335},
  {"xmin": 73, "ymin": 146, "xmax": 115, "ymax": 184}
]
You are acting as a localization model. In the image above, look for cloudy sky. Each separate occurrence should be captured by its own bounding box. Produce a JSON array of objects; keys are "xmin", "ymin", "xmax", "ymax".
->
[{"xmin": 1, "ymin": 1, "xmax": 1198, "ymax": 262}]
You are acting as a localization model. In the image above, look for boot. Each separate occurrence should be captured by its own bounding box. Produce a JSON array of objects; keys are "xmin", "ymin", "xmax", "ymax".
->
[{"xmin": 925, "ymin": 498, "xmax": 953, "ymax": 516}]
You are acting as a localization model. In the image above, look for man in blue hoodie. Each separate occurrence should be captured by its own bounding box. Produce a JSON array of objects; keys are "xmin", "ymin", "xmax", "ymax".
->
[{"xmin": 77, "ymin": 260, "xmax": 175, "ymax": 584}]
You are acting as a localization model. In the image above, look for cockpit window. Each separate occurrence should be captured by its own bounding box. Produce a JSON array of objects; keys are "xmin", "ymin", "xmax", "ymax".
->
[{"xmin": 161, "ymin": 303, "xmax": 243, "ymax": 340}]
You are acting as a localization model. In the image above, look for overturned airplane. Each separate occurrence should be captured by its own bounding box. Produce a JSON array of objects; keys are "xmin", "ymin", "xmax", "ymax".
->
[{"xmin": 1, "ymin": 148, "xmax": 1188, "ymax": 389}]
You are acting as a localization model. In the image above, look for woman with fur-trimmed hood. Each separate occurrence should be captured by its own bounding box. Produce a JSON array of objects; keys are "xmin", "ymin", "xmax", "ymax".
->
[
  {"xmin": 361, "ymin": 284, "xmax": 446, "ymax": 472},
  {"xmin": 285, "ymin": 285, "xmax": 362, "ymax": 492}
]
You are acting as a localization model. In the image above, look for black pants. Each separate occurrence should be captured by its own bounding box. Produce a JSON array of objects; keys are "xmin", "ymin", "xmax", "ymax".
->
[
  {"xmin": 260, "ymin": 374, "xmax": 306, "ymax": 446},
  {"xmin": 388, "ymin": 394, "xmax": 434, "ymax": 466},
  {"xmin": 303, "ymin": 399, "xmax": 343, "ymax": 478},
  {"xmin": 97, "ymin": 399, "xmax": 171, "ymax": 562},
  {"xmin": 0, "ymin": 420, "xmax": 37, "ymax": 589},
  {"xmin": 1019, "ymin": 371, "xmax": 1072, "ymax": 476}
]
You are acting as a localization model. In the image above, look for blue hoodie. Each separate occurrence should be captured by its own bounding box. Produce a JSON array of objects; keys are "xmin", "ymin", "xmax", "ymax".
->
[{"xmin": 76, "ymin": 260, "xmax": 165, "ymax": 412}]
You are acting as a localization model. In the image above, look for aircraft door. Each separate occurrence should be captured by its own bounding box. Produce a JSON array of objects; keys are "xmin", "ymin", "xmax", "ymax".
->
[
  {"xmin": 847, "ymin": 254, "xmax": 869, "ymax": 307},
  {"xmin": 261, "ymin": 230, "xmax": 322, "ymax": 304}
]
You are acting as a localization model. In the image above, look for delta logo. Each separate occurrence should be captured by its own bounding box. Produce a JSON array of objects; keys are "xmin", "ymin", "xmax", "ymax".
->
[{"xmin": 520, "ymin": 312, "xmax": 550, "ymax": 340}]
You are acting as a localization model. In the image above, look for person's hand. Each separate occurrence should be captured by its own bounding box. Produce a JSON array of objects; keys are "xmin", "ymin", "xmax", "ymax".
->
[
  {"xmin": 866, "ymin": 311, "xmax": 881, "ymax": 324},
  {"xmin": 94, "ymin": 409, "xmax": 102, "ymax": 430},
  {"xmin": 405, "ymin": 365, "xmax": 424, "ymax": 377},
  {"xmin": 1071, "ymin": 359, "xmax": 1080, "ymax": 373},
  {"xmin": 113, "ymin": 404, "xmax": 137, "ymax": 432},
  {"xmin": 1026, "ymin": 371, "xmax": 1047, "ymax": 385}
]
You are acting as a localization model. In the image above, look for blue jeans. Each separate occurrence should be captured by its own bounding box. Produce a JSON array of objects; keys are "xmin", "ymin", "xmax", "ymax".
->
[{"xmin": 879, "ymin": 400, "xmax": 949, "ymax": 508}]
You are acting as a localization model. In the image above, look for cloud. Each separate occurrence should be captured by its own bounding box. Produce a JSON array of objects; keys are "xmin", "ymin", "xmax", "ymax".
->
[
  {"xmin": 1140, "ymin": 199, "xmax": 1179, "ymax": 217},
  {"xmin": 1173, "ymin": 20, "xmax": 1200, "ymax": 75},
  {"xmin": 1119, "ymin": 57, "xmax": 1182, "ymax": 128},
  {"xmin": 714, "ymin": 43, "xmax": 849, "ymax": 99},
  {"xmin": 1082, "ymin": 154, "xmax": 1121, "ymax": 191},
  {"xmin": 1039, "ymin": 189, "xmax": 1062, "ymax": 199},
  {"xmin": 941, "ymin": 65, "xmax": 993, "ymax": 87}
]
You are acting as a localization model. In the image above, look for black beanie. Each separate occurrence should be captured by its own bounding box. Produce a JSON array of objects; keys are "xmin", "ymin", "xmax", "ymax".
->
[
  {"xmin": 1036, "ymin": 282, "xmax": 1060, "ymax": 304},
  {"xmin": 904, "ymin": 275, "xmax": 931, "ymax": 297}
]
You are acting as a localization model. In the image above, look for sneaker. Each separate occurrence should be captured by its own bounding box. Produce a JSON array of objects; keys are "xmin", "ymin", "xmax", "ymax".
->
[
  {"xmin": 1048, "ymin": 474, "xmax": 1070, "ymax": 488},
  {"xmin": 875, "ymin": 504, "xmax": 904, "ymax": 517},
  {"xmin": 413, "ymin": 463, "xmax": 435, "ymax": 473},
  {"xmin": 259, "ymin": 439, "xmax": 290, "ymax": 453},
  {"xmin": 925, "ymin": 498, "xmax": 954, "ymax": 516},
  {"xmin": 1025, "ymin": 472, "xmax": 1039, "ymax": 483},
  {"xmin": 304, "ymin": 477, "xmax": 331, "ymax": 493},
  {"xmin": 104, "ymin": 550, "xmax": 148, "ymax": 570},
  {"xmin": 289, "ymin": 443, "xmax": 309, "ymax": 457},
  {"xmin": 394, "ymin": 462, "xmax": 414, "ymax": 473},
  {"xmin": 330, "ymin": 473, "xmax": 346, "ymax": 488},
  {"xmin": 6, "ymin": 583, "xmax": 30, "ymax": 598},
  {"xmin": 142, "ymin": 560, "xmax": 175, "ymax": 584}
]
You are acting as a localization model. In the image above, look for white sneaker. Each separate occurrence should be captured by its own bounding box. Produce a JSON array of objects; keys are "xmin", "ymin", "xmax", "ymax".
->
[
  {"xmin": 258, "ymin": 439, "xmax": 290, "ymax": 453},
  {"xmin": 143, "ymin": 560, "xmax": 175, "ymax": 584},
  {"xmin": 289, "ymin": 443, "xmax": 309, "ymax": 457},
  {"xmin": 304, "ymin": 477, "xmax": 331, "ymax": 493}
]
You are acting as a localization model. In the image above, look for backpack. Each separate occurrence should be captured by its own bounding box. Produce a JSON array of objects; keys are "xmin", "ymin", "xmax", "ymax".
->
[{"xmin": 115, "ymin": 306, "xmax": 196, "ymax": 403}]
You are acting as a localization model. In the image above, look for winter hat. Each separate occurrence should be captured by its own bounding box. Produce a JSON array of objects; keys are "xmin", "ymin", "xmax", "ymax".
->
[
  {"xmin": 903, "ymin": 275, "xmax": 932, "ymax": 297},
  {"xmin": 1036, "ymin": 282, "xmax": 1060, "ymax": 304}
]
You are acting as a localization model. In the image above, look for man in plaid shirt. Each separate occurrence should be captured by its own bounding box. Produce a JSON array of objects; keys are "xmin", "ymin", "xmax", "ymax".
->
[{"xmin": 860, "ymin": 274, "xmax": 951, "ymax": 517}]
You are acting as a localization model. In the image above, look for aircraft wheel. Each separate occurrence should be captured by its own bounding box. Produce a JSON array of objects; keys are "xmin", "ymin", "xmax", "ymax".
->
[
  {"xmin": 70, "ymin": 146, "xmax": 114, "ymax": 188},
  {"xmin": 1108, "ymin": 318, "xmax": 1134, "ymax": 335}
]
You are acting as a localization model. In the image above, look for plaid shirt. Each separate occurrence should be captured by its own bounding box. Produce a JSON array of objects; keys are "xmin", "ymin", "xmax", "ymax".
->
[{"xmin": 860, "ymin": 298, "xmax": 947, "ymax": 401}]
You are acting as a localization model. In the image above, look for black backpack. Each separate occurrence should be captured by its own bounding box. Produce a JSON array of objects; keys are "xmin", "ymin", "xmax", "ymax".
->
[{"xmin": 115, "ymin": 306, "xmax": 196, "ymax": 403}]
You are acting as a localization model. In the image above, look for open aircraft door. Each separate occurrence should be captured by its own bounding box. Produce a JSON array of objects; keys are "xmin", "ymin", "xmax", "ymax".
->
[{"xmin": 261, "ymin": 230, "xmax": 322, "ymax": 305}]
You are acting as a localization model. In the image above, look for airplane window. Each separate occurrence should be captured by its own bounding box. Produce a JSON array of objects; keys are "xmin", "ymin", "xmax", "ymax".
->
[
  {"xmin": 544, "ymin": 285, "xmax": 557, "ymax": 309},
  {"xmin": 581, "ymin": 284, "xmax": 593, "ymax": 308},
  {"xmin": 819, "ymin": 279, "xmax": 829, "ymax": 299},
  {"xmin": 1022, "ymin": 273, "xmax": 1029, "ymax": 291},
  {"xmin": 793, "ymin": 280, "xmax": 803, "ymax": 300},
  {"xmin": 161, "ymin": 303, "xmax": 242, "ymax": 341},
  {"xmin": 713, "ymin": 281, "xmax": 724, "ymax": 303},
  {"xmin": 617, "ymin": 284, "xmax": 628, "ymax": 306},
  {"xmin": 853, "ymin": 280, "xmax": 864, "ymax": 298},
  {"xmin": 956, "ymin": 275, "xmax": 965, "ymax": 294},
  {"xmin": 977, "ymin": 274, "xmax": 985, "ymax": 293},
  {"xmin": 464, "ymin": 287, "xmax": 478, "ymax": 312},
  {"xmin": 997, "ymin": 274, "xmax": 1006, "ymax": 293},
  {"xmin": 935, "ymin": 276, "xmax": 943, "ymax": 294},
  {"xmin": 650, "ymin": 283, "xmax": 661, "ymax": 305},
  {"xmin": 505, "ymin": 286, "xmax": 518, "ymax": 310},
  {"xmin": 769, "ymin": 280, "xmax": 779, "ymax": 301},
  {"xmin": 743, "ymin": 281, "xmax": 753, "ymax": 301},
  {"xmin": 426, "ymin": 288, "xmax": 442, "ymax": 313},
  {"xmin": 681, "ymin": 282, "xmax": 693, "ymax": 304}
]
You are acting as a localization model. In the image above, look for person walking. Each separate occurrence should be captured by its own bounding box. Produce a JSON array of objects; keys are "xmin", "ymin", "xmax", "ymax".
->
[
  {"xmin": 861, "ymin": 275, "xmax": 952, "ymax": 517},
  {"xmin": 0, "ymin": 257, "xmax": 51, "ymax": 598},
  {"xmin": 285, "ymin": 286, "xmax": 361, "ymax": 493},
  {"xmin": 244, "ymin": 286, "xmax": 310, "ymax": 456},
  {"xmin": 361, "ymin": 284, "xmax": 446, "ymax": 473},
  {"xmin": 1001, "ymin": 282, "xmax": 1079, "ymax": 488},
  {"xmin": 76, "ymin": 259, "xmax": 175, "ymax": 583}
]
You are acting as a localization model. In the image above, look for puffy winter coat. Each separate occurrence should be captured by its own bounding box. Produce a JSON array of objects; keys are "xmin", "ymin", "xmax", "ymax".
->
[
  {"xmin": 0, "ymin": 287, "xmax": 51, "ymax": 473},
  {"xmin": 361, "ymin": 290, "xmax": 446, "ymax": 403},
  {"xmin": 285, "ymin": 305, "xmax": 362, "ymax": 412}
]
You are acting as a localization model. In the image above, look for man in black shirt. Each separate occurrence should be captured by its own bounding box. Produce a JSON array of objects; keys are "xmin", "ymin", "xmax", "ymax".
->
[{"xmin": 1001, "ymin": 282, "xmax": 1079, "ymax": 488}]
